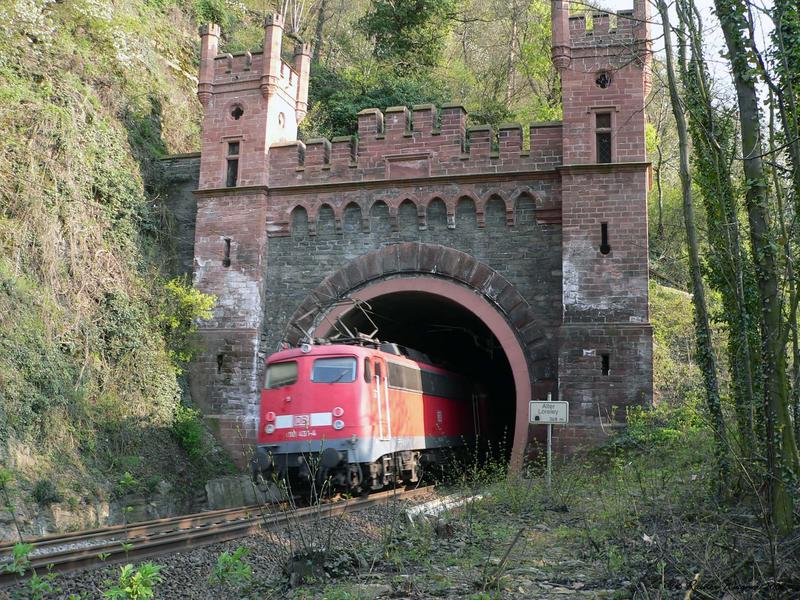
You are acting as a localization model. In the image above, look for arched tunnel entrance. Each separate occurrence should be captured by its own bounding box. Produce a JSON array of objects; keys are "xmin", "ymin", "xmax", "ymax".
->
[
  {"xmin": 338, "ymin": 291, "xmax": 515, "ymax": 459},
  {"xmin": 309, "ymin": 275, "xmax": 533, "ymax": 467}
]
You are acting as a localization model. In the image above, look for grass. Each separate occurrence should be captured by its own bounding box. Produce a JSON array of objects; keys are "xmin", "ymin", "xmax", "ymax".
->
[{"xmin": 261, "ymin": 411, "xmax": 798, "ymax": 599}]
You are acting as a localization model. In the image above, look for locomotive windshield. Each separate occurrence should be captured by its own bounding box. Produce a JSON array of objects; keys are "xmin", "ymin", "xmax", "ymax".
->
[
  {"xmin": 312, "ymin": 357, "xmax": 357, "ymax": 383},
  {"xmin": 265, "ymin": 361, "xmax": 298, "ymax": 389}
]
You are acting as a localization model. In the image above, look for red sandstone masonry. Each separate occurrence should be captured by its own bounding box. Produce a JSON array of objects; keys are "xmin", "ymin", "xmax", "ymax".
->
[
  {"xmin": 268, "ymin": 114, "xmax": 563, "ymax": 186},
  {"xmin": 412, "ymin": 104, "xmax": 436, "ymax": 133},
  {"xmin": 264, "ymin": 181, "xmax": 557, "ymax": 236},
  {"xmin": 553, "ymin": 0, "xmax": 653, "ymax": 442}
]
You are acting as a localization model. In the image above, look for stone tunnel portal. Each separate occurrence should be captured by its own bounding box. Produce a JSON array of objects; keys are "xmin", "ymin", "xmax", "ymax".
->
[
  {"xmin": 310, "ymin": 276, "xmax": 533, "ymax": 467},
  {"xmin": 177, "ymin": 0, "xmax": 654, "ymax": 462}
]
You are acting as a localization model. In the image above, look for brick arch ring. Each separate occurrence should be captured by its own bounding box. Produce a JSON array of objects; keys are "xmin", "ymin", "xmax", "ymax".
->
[{"xmin": 285, "ymin": 242, "xmax": 545, "ymax": 468}]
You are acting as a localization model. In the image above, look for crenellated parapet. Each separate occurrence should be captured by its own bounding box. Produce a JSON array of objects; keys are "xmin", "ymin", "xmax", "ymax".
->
[
  {"xmin": 209, "ymin": 51, "xmax": 299, "ymax": 102},
  {"xmin": 552, "ymin": 2, "xmax": 649, "ymax": 73},
  {"xmin": 268, "ymin": 104, "xmax": 563, "ymax": 187},
  {"xmin": 198, "ymin": 15, "xmax": 309, "ymax": 116},
  {"xmin": 568, "ymin": 11, "xmax": 636, "ymax": 47}
]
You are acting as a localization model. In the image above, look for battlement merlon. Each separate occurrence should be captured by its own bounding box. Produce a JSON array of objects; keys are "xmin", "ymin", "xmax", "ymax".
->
[
  {"xmin": 197, "ymin": 23, "xmax": 220, "ymax": 106},
  {"xmin": 267, "ymin": 105, "xmax": 564, "ymax": 186},
  {"xmin": 294, "ymin": 43, "xmax": 312, "ymax": 123}
]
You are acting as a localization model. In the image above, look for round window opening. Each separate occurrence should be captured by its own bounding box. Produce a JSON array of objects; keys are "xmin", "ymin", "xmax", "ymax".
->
[
  {"xmin": 231, "ymin": 105, "xmax": 244, "ymax": 120},
  {"xmin": 595, "ymin": 71, "xmax": 612, "ymax": 89}
]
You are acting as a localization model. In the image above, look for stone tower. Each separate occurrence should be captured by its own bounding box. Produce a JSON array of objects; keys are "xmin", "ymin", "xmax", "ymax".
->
[
  {"xmin": 552, "ymin": 0, "xmax": 653, "ymax": 448},
  {"xmin": 190, "ymin": 17, "xmax": 310, "ymax": 449}
]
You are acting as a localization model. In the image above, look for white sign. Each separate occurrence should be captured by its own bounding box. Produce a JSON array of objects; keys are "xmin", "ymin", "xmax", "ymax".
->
[{"xmin": 529, "ymin": 401, "xmax": 569, "ymax": 424}]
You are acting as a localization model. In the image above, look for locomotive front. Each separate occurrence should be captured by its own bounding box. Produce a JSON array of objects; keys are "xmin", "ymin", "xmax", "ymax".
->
[
  {"xmin": 253, "ymin": 340, "xmax": 481, "ymax": 494},
  {"xmin": 252, "ymin": 344, "xmax": 369, "ymax": 490}
]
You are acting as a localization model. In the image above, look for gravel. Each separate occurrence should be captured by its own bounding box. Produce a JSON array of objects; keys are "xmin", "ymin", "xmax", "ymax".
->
[
  {"xmin": 4, "ymin": 489, "xmax": 438, "ymax": 599},
  {"xmin": 27, "ymin": 537, "xmax": 125, "ymax": 559}
]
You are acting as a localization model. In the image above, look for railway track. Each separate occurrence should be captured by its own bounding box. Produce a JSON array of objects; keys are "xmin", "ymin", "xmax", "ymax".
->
[{"xmin": 0, "ymin": 485, "xmax": 432, "ymax": 587}]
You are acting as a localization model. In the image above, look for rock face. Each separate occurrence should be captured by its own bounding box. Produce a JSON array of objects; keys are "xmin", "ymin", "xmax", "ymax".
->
[
  {"xmin": 205, "ymin": 475, "xmax": 286, "ymax": 509},
  {"xmin": 49, "ymin": 502, "xmax": 112, "ymax": 532},
  {"xmin": 205, "ymin": 475, "xmax": 259, "ymax": 509},
  {"xmin": 163, "ymin": 1, "xmax": 655, "ymax": 466},
  {"xmin": 0, "ymin": 483, "xmax": 200, "ymax": 541}
]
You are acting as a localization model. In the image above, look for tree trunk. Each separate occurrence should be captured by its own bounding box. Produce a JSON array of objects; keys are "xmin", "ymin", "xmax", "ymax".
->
[
  {"xmin": 755, "ymin": 2, "xmax": 800, "ymax": 443},
  {"xmin": 679, "ymin": 0, "xmax": 757, "ymax": 456},
  {"xmin": 655, "ymin": 143, "xmax": 664, "ymax": 238},
  {"xmin": 714, "ymin": 0, "xmax": 799, "ymax": 535},
  {"xmin": 768, "ymin": 97, "xmax": 800, "ymax": 447},
  {"xmin": 505, "ymin": 5, "xmax": 519, "ymax": 106},
  {"xmin": 769, "ymin": 2, "xmax": 800, "ymax": 219},
  {"xmin": 312, "ymin": 0, "xmax": 328, "ymax": 63},
  {"xmin": 656, "ymin": 0, "xmax": 729, "ymax": 484}
]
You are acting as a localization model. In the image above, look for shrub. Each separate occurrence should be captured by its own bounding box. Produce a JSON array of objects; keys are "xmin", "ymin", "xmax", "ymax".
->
[
  {"xmin": 209, "ymin": 546, "xmax": 252, "ymax": 588},
  {"xmin": 155, "ymin": 276, "xmax": 215, "ymax": 372},
  {"xmin": 26, "ymin": 571, "xmax": 58, "ymax": 600},
  {"xmin": 4, "ymin": 543, "xmax": 33, "ymax": 576},
  {"xmin": 303, "ymin": 63, "xmax": 450, "ymax": 139},
  {"xmin": 32, "ymin": 479, "xmax": 62, "ymax": 506},
  {"xmin": 604, "ymin": 396, "xmax": 706, "ymax": 453},
  {"xmin": 103, "ymin": 563, "xmax": 163, "ymax": 600},
  {"xmin": 172, "ymin": 403, "xmax": 205, "ymax": 461},
  {"xmin": 115, "ymin": 471, "xmax": 141, "ymax": 497},
  {"xmin": 193, "ymin": 0, "xmax": 231, "ymax": 29}
]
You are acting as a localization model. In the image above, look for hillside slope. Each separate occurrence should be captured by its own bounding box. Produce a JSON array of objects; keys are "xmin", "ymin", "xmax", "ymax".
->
[{"xmin": 0, "ymin": 0, "xmax": 231, "ymax": 537}]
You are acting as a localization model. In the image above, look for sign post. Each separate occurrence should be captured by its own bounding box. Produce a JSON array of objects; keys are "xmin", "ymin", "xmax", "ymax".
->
[
  {"xmin": 529, "ymin": 393, "xmax": 569, "ymax": 492},
  {"xmin": 547, "ymin": 414, "xmax": 552, "ymax": 491}
]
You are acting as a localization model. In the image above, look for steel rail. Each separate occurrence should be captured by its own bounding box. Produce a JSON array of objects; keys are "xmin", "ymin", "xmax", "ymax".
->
[
  {"xmin": 0, "ymin": 503, "xmax": 267, "ymax": 555},
  {"xmin": 0, "ymin": 486, "xmax": 431, "ymax": 588}
]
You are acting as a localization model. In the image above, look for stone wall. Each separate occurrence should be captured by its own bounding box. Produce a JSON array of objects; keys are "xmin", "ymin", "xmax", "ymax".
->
[
  {"xmin": 261, "ymin": 186, "xmax": 563, "ymax": 371},
  {"xmin": 160, "ymin": 153, "xmax": 200, "ymax": 276}
]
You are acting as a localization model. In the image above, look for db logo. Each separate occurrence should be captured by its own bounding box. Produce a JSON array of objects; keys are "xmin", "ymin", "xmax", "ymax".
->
[{"xmin": 293, "ymin": 414, "xmax": 309, "ymax": 428}]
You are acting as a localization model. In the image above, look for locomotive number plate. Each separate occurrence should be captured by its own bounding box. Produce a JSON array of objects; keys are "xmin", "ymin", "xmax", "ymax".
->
[
  {"xmin": 293, "ymin": 414, "xmax": 310, "ymax": 428},
  {"xmin": 529, "ymin": 401, "xmax": 569, "ymax": 424}
]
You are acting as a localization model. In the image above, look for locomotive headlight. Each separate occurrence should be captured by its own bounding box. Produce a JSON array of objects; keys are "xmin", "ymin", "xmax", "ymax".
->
[
  {"xmin": 266, "ymin": 411, "xmax": 276, "ymax": 422},
  {"xmin": 332, "ymin": 406, "xmax": 344, "ymax": 417},
  {"xmin": 265, "ymin": 424, "xmax": 275, "ymax": 434},
  {"xmin": 333, "ymin": 419, "xmax": 345, "ymax": 430}
]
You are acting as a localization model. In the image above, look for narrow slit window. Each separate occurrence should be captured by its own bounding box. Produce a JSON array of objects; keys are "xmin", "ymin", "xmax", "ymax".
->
[
  {"xmin": 596, "ymin": 113, "xmax": 612, "ymax": 164},
  {"xmin": 600, "ymin": 222, "xmax": 611, "ymax": 254},
  {"xmin": 226, "ymin": 159, "xmax": 239, "ymax": 187},
  {"xmin": 601, "ymin": 353, "xmax": 610, "ymax": 376},
  {"xmin": 226, "ymin": 142, "xmax": 240, "ymax": 187},
  {"xmin": 217, "ymin": 353, "xmax": 225, "ymax": 374},
  {"xmin": 222, "ymin": 237, "xmax": 231, "ymax": 267}
]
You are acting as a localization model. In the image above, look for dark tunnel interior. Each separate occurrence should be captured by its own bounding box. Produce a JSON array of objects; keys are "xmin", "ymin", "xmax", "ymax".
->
[{"xmin": 333, "ymin": 291, "xmax": 516, "ymax": 457}]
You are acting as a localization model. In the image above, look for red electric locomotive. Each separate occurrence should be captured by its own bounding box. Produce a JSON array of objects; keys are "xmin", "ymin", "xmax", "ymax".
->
[{"xmin": 251, "ymin": 340, "xmax": 484, "ymax": 492}]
